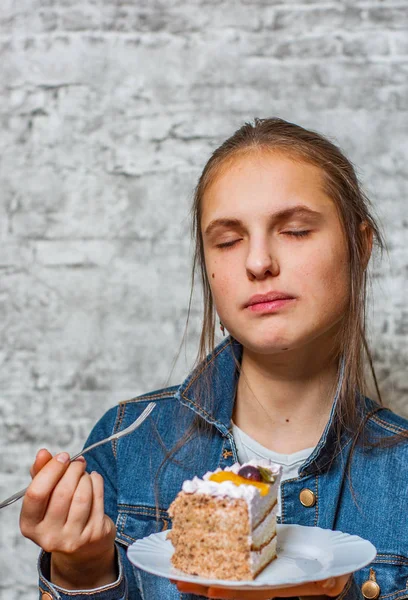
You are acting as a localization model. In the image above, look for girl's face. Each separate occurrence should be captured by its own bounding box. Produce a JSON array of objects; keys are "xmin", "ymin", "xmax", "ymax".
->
[{"xmin": 201, "ymin": 152, "xmax": 350, "ymax": 355}]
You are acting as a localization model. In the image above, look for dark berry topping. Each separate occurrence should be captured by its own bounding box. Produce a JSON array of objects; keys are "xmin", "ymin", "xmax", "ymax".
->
[{"xmin": 238, "ymin": 465, "xmax": 263, "ymax": 482}]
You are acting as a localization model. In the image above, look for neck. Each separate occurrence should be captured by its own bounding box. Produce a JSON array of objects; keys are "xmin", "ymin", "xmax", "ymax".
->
[{"xmin": 233, "ymin": 340, "xmax": 341, "ymax": 454}]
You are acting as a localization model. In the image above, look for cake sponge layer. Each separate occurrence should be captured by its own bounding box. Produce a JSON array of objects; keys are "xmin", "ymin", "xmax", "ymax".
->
[{"xmin": 168, "ymin": 460, "xmax": 282, "ymax": 580}]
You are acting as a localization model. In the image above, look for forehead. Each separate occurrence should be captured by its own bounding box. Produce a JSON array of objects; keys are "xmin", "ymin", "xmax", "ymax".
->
[{"xmin": 201, "ymin": 152, "xmax": 335, "ymax": 225}]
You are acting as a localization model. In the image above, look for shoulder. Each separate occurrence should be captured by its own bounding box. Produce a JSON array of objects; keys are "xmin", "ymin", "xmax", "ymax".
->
[
  {"xmin": 361, "ymin": 397, "xmax": 408, "ymax": 458},
  {"xmin": 364, "ymin": 397, "xmax": 408, "ymax": 435}
]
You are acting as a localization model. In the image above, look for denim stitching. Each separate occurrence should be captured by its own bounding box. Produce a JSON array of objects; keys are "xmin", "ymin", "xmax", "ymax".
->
[
  {"xmin": 371, "ymin": 413, "xmax": 405, "ymax": 432},
  {"xmin": 370, "ymin": 414, "xmax": 407, "ymax": 435},
  {"xmin": 373, "ymin": 559, "xmax": 408, "ymax": 566},
  {"xmin": 371, "ymin": 419, "xmax": 403, "ymax": 435},
  {"xmin": 119, "ymin": 510, "xmax": 167, "ymax": 520},
  {"xmin": 114, "ymin": 403, "xmax": 126, "ymax": 434},
  {"xmin": 116, "ymin": 512, "xmax": 126, "ymax": 535},
  {"xmin": 50, "ymin": 570, "xmax": 124, "ymax": 597},
  {"xmin": 281, "ymin": 481, "xmax": 285, "ymax": 523},
  {"xmin": 118, "ymin": 505, "xmax": 168, "ymax": 517},
  {"xmin": 377, "ymin": 554, "xmax": 408, "ymax": 561},
  {"xmin": 314, "ymin": 475, "xmax": 319, "ymax": 526},
  {"xmin": 183, "ymin": 340, "xmax": 232, "ymax": 393},
  {"xmin": 306, "ymin": 405, "xmax": 385, "ymax": 476},
  {"xmin": 120, "ymin": 391, "xmax": 175, "ymax": 405},
  {"xmin": 117, "ymin": 519, "xmax": 169, "ymax": 545},
  {"xmin": 308, "ymin": 436, "xmax": 352, "ymax": 474},
  {"xmin": 118, "ymin": 531, "xmax": 137, "ymax": 544},
  {"xmin": 118, "ymin": 504, "xmax": 164, "ymax": 510},
  {"xmin": 379, "ymin": 589, "xmax": 408, "ymax": 599},
  {"xmin": 181, "ymin": 392, "xmax": 220, "ymax": 425},
  {"xmin": 374, "ymin": 554, "xmax": 408, "ymax": 565},
  {"xmin": 112, "ymin": 403, "xmax": 126, "ymax": 458},
  {"xmin": 117, "ymin": 513, "xmax": 133, "ymax": 542}
]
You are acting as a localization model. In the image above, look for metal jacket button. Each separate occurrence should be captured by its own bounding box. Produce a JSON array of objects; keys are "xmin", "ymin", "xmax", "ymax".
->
[
  {"xmin": 362, "ymin": 568, "xmax": 380, "ymax": 599},
  {"xmin": 41, "ymin": 593, "xmax": 53, "ymax": 600},
  {"xmin": 299, "ymin": 488, "xmax": 316, "ymax": 507}
]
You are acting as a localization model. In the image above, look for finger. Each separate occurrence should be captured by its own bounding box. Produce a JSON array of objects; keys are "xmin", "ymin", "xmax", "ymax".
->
[
  {"xmin": 45, "ymin": 458, "xmax": 88, "ymax": 525},
  {"xmin": 176, "ymin": 582, "xmax": 209, "ymax": 595},
  {"xmin": 30, "ymin": 449, "xmax": 53, "ymax": 479},
  {"xmin": 258, "ymin": 574, "xmax": 350, "ymax": 598},
  {"xmin": 294, "ymin": 575, "xmax": 349, "ymax": 598},
  {"xmin": 88, "ymin": 472, "xmax": 105, "ymax": 525},
  {"xmin": 66, "ymin": 471, "xmax": 93, "ymax": 533},
  {"xmin": 22, "ymin": 452, "xmax": 72, "ymax": 525},
  {"xmin": 82, "ymin": 471, "xmax": 112, "ymax": 541},
  {"xmin": 202, "ymin": 575, "xmax": 351, "ymax": 600},
  {"xmin": 207, "ymin": 587, "xmax": 276, "ymax": 599},
  {"xmin": 322, "ymin": 574, "xmax": 351, "ymax": 597},
  {"xmin": 175, "ymin": 574, "xmax": 351, "ymax": 599}
]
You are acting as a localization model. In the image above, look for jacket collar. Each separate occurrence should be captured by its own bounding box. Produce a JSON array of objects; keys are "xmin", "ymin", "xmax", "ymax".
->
[
  {"xmin": 175, "ymin": 336, "xmax": 241, "ymax": 437},
  {"xmin": 175, "ymin": 336, "xmax": 375, "ymax": 474}
]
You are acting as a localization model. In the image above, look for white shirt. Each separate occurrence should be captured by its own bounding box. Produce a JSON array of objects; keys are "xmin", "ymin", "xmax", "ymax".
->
[{"xmin": 232, "ymin": 422, "xmax": 315, "ymax": 517}]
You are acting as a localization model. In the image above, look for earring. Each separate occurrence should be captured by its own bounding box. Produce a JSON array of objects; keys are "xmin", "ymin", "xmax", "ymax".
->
[{"xmin": 220, "ymin": 321, "xmax": 225, "ymax": 337}]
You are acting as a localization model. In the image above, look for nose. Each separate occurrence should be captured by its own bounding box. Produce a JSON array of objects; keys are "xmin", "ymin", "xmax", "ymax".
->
[{"xmin": 245, "ymin": 238, "xmax": 279, "ymax": 280}]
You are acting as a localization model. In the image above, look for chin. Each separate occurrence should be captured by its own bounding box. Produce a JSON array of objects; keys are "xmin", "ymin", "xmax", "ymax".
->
[{"xmin": 231, "ymin": 330, "xmax": 294, "ymax": 355}]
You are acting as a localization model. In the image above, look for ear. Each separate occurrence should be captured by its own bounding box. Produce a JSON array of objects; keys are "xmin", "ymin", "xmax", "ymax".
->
[{"xmin": 359, "ymin": 221, "xmax": 373, "ymax": 269}]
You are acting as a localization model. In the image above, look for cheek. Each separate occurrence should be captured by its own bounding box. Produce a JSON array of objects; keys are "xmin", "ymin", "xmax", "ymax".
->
[
  {"xmin": 300, "ymin": 244, "xmax": 349, "ymax": 308},
  {"xmin": 207, "ymin": 256, "xmax": 235, "ymax": 294},
  {"xmin": 210, "ymin": 271, "xmax": 232, "ymax": 299},
  {"xmin": 206, "ymin": 261, "xmax": 238, "ymax": 317}
]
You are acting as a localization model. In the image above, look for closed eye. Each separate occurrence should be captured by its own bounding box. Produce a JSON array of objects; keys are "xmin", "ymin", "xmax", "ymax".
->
[
  {"xmin": 216, "ymin": 239, "xmax": 242, "ymax": 249},
  {"xmin": 282, "ymin": 230, "xmax": 311, "ymax": 238}
]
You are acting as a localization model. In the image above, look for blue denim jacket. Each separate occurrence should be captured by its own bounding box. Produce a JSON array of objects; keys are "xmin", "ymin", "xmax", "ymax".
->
[{"xmin": 39, "ymin": 337, "xmax": 408, "ymax": 600}]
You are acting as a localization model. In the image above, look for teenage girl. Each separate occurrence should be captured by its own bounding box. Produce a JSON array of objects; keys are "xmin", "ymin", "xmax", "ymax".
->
[{"xmin": 20, "ymin": 118, "xmax": 408, "ymax": 600}]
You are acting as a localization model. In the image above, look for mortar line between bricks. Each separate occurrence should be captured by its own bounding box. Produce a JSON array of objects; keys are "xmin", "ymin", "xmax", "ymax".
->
[
  {"xmin": 1, "ymin": 0, "xmax": 408, "ymax": 19},
  {"xmin": 0, "ymin": 38, "xmax": 407, "ymax": 63},
  {"xmin": 1, "ymin": 18, "xmax": 408, "ymax": 42}
]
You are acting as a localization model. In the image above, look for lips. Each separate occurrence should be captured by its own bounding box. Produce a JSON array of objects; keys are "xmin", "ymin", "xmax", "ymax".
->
[{"xmin": 245, "ymin": 291, "xmax": 295, "ymax": 308}]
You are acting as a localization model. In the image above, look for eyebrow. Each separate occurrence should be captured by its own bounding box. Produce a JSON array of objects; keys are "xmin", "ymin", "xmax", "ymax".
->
[{"xmin": 203, "ymin": 205, "xmax": 324, "ymax": 237}]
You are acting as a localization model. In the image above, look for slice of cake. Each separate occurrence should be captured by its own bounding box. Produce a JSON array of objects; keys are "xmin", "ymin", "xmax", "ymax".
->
[{"xmin": 167, "ymin": 459, "xmax": 282, "ymax": 580}]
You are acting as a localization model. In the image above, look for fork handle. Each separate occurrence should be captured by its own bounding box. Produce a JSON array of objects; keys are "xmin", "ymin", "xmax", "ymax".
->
[
  {"xmin": 0, "ymin": 487, "xmax": 28, "ymax": 509},
  {"xmin": 70, "ymin": 437, "xmax": 112, "ymax": 461}
]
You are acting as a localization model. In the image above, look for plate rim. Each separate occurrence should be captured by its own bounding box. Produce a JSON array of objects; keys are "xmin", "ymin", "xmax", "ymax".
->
[{"xmin": 126, "ymin": 523, "xmax": 377, "ymax": 590}]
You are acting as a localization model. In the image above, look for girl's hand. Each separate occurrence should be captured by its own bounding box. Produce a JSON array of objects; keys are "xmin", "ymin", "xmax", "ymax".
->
[
  {"xmin": 20, "ymin": 449, "xmax": 117, "ymax": 589},
  {"xmin": 174, "ymin": 573, "xmax": 351, "ymax": 599}
]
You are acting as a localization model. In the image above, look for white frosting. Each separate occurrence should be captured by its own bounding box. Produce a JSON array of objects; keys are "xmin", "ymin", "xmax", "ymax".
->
[
  {"xmin": 181, "ymin": 459, "xmax": 282, "ymax": 527},
  {"xmin": 182, "ymin": 476, "xmax": 260, "ymax": 501},
  {"xmin": 182, "ymin": 459, "xmax": 281, "ymax": 499}
]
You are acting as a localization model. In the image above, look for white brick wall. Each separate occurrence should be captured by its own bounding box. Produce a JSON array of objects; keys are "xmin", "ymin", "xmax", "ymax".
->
[{"xmin": 0, "ymin": 1, "xmax": 407, "ymax": 597}]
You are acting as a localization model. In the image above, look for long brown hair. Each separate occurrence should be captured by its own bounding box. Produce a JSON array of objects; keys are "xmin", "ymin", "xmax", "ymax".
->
[
  {"xmin": 190, "ymin": 117, "xmax": 384, "ymax": 440},
  {"xmin": 155, "ymin": 117, "xmax": 404, "ymax": 513}
]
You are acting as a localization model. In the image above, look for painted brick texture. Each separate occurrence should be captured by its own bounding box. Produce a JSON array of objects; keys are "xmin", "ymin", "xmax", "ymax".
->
[{"xmin": 0, "ymin": 1, "xmax": 407, "ymax": 598}]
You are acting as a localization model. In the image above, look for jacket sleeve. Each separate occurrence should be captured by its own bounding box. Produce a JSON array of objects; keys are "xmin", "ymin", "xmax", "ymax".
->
[
  {"xmin": 38, "ymin": 544, "xmax": 128, "ymax": 600},
  {"xmin": 37, "ymin": 405, "xmax": 142, "ymax": 600}
]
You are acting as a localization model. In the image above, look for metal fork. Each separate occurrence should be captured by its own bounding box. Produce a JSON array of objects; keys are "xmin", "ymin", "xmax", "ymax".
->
[{"xmin": 0, "ymin": 401, "xmax": 156, "ymax": 510}]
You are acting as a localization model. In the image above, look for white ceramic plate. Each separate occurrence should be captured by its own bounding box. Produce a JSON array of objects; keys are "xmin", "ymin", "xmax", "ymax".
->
[{"xmin": 127, "ymin": 524, "xmax": 376, "ymax": 591}]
